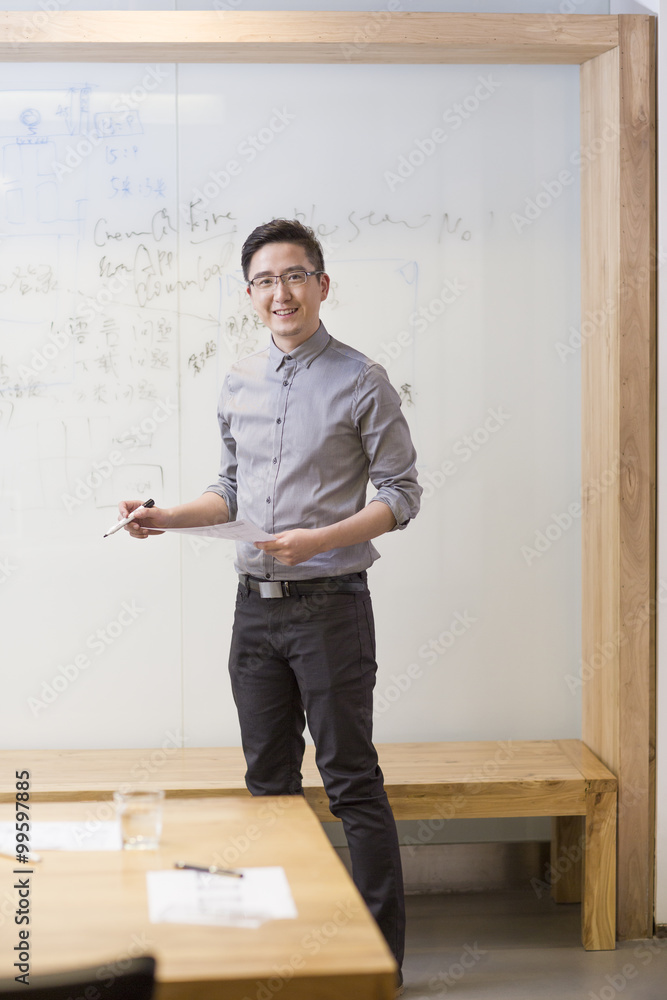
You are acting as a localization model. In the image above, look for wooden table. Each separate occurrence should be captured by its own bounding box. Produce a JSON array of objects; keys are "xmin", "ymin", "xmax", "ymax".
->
[
  {"xmin": 0, "ymin": 740, "xmax": 618, "ymax": 949},
  {"xmin": 0, "ymin": 797, "xmax": 396, "ymax": 999}
]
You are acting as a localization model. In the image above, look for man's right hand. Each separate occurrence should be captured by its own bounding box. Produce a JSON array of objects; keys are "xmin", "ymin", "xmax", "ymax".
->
[
  {"xmin": 116, "ymin": 492, "xmax": 229, "ymax": 538},
  {"xmin": 118, "ymin": 500, "xmax": 170, "ymax": 540}
]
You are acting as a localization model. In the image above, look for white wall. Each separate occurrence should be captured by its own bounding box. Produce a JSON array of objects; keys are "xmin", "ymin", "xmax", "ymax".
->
[{"xmin": 1, "ymin": 60, "xmax": 582, "ymax": 753}]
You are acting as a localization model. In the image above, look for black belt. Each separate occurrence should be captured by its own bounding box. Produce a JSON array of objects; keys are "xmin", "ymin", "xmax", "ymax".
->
[{"xmin": 238, "ymin": 573, "xmax": 367, "ymax": 598}]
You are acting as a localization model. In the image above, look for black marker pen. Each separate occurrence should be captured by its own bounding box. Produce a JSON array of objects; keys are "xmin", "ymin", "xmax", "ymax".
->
[{"xmin": 103, "ymin": 499, "xmax": 155, "ymax": 538}]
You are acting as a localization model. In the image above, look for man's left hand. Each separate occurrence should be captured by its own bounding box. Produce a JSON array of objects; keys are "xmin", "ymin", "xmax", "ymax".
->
[{"xmin": 255, "ymin": 528, "xmax": 323, "ymax": 566}]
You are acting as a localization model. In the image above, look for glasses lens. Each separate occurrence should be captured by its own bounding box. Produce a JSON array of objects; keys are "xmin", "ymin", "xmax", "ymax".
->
[
  {"xmin": 283, "ymin": 270, "xmax": 307, "ymax": 285},
  {"xmin": 253, "ymin": 276, "xmax": 276, "ymax": 290}
]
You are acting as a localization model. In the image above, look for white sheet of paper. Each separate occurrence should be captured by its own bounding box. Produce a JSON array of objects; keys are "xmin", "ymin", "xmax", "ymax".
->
[
  {"xmin": 147, "ymin": 520, "xmax": 274, "ymax": 542},
  {"xmin": 146, "ymin": 867, "xmax": 297, "ymax": 928},
  {"xmin": 0, "ymin": 821, "xmax": 122, "ymax": 852}
]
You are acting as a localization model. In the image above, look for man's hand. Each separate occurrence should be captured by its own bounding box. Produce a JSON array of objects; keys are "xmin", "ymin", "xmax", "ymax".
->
[
  {"xmin": 115, "ymin": 492, "xmax": 229, "ymax": 539},
  {"xmin": 255, "ymin": 528, "xmax": 324, "ymax": 566},
  {"xmin": 254, "ymin": 503, "xmax": 396, "ymax": 566},
  {"xmin": 118, "ymin": 500, "xmax": 170, "ymax": 540}
]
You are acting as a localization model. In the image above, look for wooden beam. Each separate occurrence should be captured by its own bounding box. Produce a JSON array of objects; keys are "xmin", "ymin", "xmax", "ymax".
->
[
  {"xmin": 551, "ymin": 815, "xmax": 584, "ymax": 904},
  {"xmin": 583, "ymin": 788, "xmax": 617, "ymax": 949},
  {"xmin": 580, "ymin": 14, "xmax": 656, "ymax": 940},
  {"xmin": 0, "ymin": 11, "xmax": 618, "ymax": 64},
  {"xmin": 617, "ymin": 12, "xmax": 657, "ymax": 941}
]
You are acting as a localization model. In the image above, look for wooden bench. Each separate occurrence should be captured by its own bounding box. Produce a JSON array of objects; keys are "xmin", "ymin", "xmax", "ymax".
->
[{"xmin": 0, "ymin": 739, "xmax": 617, "ymax": 950}]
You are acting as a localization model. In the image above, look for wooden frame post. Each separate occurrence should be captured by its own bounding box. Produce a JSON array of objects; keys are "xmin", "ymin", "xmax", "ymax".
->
[{"xmin": 581, "ymin": 14, "xmax": 656, "ymax": 940}]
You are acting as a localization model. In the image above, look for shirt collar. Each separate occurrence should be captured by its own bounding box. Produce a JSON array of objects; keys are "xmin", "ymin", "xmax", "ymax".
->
[{"xmin": 269, "ymin": 322, "xmax": 330, "ymax": 371}]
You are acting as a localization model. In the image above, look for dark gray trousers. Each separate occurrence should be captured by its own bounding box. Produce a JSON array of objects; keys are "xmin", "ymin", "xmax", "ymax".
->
[{"xmin": 228, "ymin": 578, "xmax": 405, "ymax": 968}]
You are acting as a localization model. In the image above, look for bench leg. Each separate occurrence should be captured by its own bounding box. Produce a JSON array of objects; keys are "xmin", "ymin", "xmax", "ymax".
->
[
  {"xmin": 551, "ymin": 815, "xmax": 584, "ymax": 903},
  {"xmin": 582, "ymin": 788, "xmax": 617, "ymax": 950}
]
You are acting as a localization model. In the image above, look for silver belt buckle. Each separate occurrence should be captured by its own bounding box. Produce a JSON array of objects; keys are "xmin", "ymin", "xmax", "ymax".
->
[{"xmin": 258, "ymin": 580, "xmax": 288, "ymax": 598}]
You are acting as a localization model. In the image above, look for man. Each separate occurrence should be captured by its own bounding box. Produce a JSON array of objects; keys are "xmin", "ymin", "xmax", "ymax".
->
[{"xmin": 120, "ymin": 219, "xmax": 421, "ymax": 992}]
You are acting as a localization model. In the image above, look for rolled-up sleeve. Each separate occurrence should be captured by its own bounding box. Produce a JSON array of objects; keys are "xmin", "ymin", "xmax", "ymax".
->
[
  {"xmin": 204, "ymin": 378, "xmax": 238, "ymax": 521},
  {"xmin": 353, "ymin": 364, "xmax": 421, "ymax": 529}
]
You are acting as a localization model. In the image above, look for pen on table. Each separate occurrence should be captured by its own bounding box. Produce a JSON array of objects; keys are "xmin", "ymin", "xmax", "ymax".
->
[
  {"xmin": 104, "ymin": 499, "xmax": 155, "ymax": 538},
  {"xmin": 174, "ymin": 861, "xmax": 243, "ymax": 878}
]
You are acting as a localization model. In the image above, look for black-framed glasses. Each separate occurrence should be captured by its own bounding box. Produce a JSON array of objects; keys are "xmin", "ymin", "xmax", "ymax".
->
[{"xmin": 247, "ymin": 269, "xmax": 324, "ymax": 292}]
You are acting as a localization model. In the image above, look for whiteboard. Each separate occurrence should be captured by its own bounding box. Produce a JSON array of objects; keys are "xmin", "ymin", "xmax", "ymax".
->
[{"xmin": 0, "ymin": 62, "xmax": 581, "ymax": 750}]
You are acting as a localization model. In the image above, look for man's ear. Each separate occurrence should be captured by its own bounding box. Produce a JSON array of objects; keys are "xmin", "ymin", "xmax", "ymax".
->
[{"xmin": 319, "ymin": 272, "xmax": 330, "ymax": 301}]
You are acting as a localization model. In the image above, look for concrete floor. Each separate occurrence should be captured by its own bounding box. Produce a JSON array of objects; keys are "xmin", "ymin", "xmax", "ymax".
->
[{"xmin": 402, "ymin": 890, "xmax": 667, "ymax": 999}]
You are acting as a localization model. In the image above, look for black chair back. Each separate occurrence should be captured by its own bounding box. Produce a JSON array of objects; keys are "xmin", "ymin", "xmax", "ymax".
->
[{"xmin": 0, "ymin": 955, "xmax": 156, "ymax": 999}]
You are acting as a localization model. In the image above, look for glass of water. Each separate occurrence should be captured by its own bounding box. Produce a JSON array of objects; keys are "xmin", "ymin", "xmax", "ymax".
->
[{"xmin": 113, "ymin": 789, "xmax": 164, "ymax": 850}]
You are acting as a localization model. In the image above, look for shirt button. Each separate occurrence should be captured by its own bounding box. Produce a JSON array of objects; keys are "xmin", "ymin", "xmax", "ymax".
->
[
  {"xmin": 272, "ymin": 457, "xmax": 277, "ymax": 464},
  {"xmin": 266, "ymin": 497, "xmax": 271, "ymax": 503},
  {"xmin": 276, "ymin": 418, "xmax": 281, "ymax": 424},
  {"xmin": 285, "ymin": 355, "xmax": 292, "ymax": 360},
  {"xmin": 283, "ymin": 380, "xmax": 289, "ymax": 386},
  {"xmin": 265, "ymin": 573, "xmax": 271, "ymax": 579}
]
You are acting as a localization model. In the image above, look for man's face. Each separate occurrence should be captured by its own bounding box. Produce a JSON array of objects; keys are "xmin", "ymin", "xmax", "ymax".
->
[{"xmin": 246, "ymin": 241, "xmax": 329, "ymax": 352}]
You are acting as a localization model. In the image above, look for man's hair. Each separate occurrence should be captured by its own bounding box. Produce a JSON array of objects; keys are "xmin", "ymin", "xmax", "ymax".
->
[{"xmin": 241, "ymin": 219, "xmax": 325, "ymax": 280}]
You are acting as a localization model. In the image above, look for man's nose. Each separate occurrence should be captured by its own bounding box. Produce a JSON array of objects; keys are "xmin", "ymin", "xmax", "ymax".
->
[{"xmin": 273, "ymin": 278, "xmax": 292, "ymax": 302}]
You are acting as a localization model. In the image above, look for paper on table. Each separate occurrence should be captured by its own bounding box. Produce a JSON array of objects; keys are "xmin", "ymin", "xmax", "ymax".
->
[
  {"xmin": 0, "ymin": 821, "xmax": 122, "ymax": 852},
  {"xmin": 146, "ymin": 520, "xmax": 274, "ymax": 542},
  {"xmin": 146, "ymin": 867, "xmax": 297, "ymax": 928}
]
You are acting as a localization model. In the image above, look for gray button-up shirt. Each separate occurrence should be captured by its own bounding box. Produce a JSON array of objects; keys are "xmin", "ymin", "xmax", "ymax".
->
[{"xmin": 205, "ymin": 323, "xmax": 421, "ymax": 580}]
